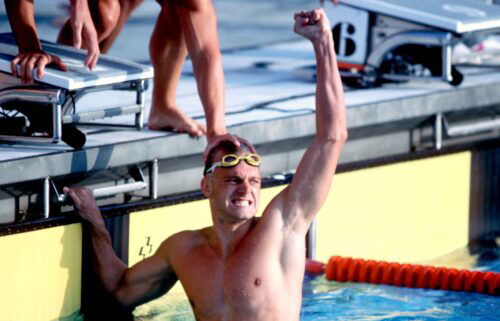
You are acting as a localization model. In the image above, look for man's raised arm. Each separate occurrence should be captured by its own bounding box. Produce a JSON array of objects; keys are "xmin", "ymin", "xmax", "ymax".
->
[
  {"xmin": 275, "ymin": 9, "xmax": 347, "ymax": 233},
  {"xmin": 64, "ymin": 187, "xmax": 177, "ymax": 308}
]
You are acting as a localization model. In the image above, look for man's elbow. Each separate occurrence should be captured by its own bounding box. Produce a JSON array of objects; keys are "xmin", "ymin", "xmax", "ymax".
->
[
  {"xmin": 109, "ymin": 272, "xmax": 135, "ymax": 308},
  {"xmin": 323, "ymin": 127, "xmax": 348, "ymax": 145},
  {"xmin": 112, "ymin": 286, "xmax": 136, "ymax": 309}
]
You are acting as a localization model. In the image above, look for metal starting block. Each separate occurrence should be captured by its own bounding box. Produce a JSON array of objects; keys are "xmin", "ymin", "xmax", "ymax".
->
[
  {"xmin": 318, "ymin": 0, "xmax": 500, "ymax": 87},
  {"xmin": 0, "ymin": 33, "xmax": 153, "ymax": 149}
]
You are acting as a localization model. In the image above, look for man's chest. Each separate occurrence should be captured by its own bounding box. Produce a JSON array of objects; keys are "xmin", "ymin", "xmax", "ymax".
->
[{"xmin": 172, "ymin": 236, "xmax": 288, "ymax": 318}]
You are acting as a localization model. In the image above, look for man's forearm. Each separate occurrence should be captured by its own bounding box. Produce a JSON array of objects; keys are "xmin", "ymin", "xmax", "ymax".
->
[
  {"xmin": 88, "ymin": 221, "xmax": 128, "ymax": 295},
  {"xmin": 312, "ymin": 33, "xmax": 347, "ymax": 143},
  {"xmin": 5, "ymin": 0, "xmax": 41, "ymax": 52}
]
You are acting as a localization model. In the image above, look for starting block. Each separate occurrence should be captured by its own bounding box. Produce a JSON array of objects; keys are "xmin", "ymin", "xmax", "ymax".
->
[
  {"xmin": 0, "ymin": 33, "xmax": 153, "ymax": 148},
  {"xmin": 321, "ymin": 0, "xmax": 500, "ymax": 87}
]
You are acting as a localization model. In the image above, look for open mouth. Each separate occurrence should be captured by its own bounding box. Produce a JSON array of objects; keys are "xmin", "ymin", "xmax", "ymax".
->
[{"xmin": 231, "ymin": 199, "xmax": 252, "ymax": 207}]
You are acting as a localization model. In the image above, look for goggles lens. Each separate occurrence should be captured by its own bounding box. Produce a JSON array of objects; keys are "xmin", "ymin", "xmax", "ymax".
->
[{"xmin": 205, "ymin": 153, "xmax": 261, "ymax": 174}]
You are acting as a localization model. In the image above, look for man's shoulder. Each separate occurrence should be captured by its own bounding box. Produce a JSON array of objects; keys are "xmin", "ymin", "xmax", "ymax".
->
[{"xmin": 163, "ymin": 227, "xmax": 211, "ymax": 250}]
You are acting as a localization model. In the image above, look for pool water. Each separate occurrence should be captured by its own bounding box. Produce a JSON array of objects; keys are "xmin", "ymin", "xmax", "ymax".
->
[
  {"xmin": 134, "ymin": 254, "xmax": 500, "ymax": 321},
  {"xmin": 301, "ymin": 254, "xmax": 500, "ymax": 321},
  {"xmin": 302, "ymin": 276, "xmax": 500, "ymax": 321}
]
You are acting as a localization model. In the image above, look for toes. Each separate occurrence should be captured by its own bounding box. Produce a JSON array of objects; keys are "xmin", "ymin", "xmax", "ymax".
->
[
  {"xmin": 147, "ymin": 107, "xmax": 206, "ymax": 137},
  {"xmin": 197, "ymin": 123, "xmax": 207, "ymax": 135},
  {"xmin": 187, "ymin": 124, "xmax": 204, "ymax": 137}
]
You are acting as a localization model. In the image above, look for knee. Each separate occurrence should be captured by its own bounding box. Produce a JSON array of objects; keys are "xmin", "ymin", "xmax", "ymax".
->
[{"xmin": 92, "ymin": 0, "xmax": 121, "ymax": 40}]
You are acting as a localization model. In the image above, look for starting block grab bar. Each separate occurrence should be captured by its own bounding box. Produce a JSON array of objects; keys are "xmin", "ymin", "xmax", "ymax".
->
[
  {"xmin": 0, "ymin": 87, "xmax": 64, "ymax": 105},
  {"xmin": 55, "ymin": 181, "xmax": 148, "ymax": 204},
  {"xmin": 443, "ymin": 116, "xmax": 500, "ymax": 137},
  {"xmin": 434, "ymin": 113, "xmax": 500, "ymax": 149},
  {"xmin": 42, "ymin": 160, "xmax": 159, "ymax": 218}
]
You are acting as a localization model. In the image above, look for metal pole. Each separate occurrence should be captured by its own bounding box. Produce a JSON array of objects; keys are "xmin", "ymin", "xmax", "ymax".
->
[
  {"xmin": 62, "ymin": 104, "xmax": 142, "ymax": 124},
  {"xmin": 135, "ymin": 80, "xmax": 145, "ymax": 130},
  {"xmin": 306, "ymin": 219, "xmax": 317, "ymax": 259},
  {"xmin": 149, "ymin": 159, "xmax": 158, "ymax": 200},
  {"xmin": 435, "ymin": 113, "xmax": 443, "ymax": 150},
  {"xmin": 58, "ymin": 182, "xmax": 148, "ymax": 203},
  {"xmin": 53, "ymin": 104, "xmax": 62, "ymax": 143},
  {"xmin": 442, "ymin": 37, "xmax": 453, "ymax": 82},
  {"xmin": 43, "ymin": 177, "xmax": 50, "ymax": 218}
]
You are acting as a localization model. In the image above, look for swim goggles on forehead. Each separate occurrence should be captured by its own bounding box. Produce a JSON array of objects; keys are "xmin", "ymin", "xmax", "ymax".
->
[{"xmin": 205, "ymin": 153, "xmax": 261, "ymax": 175}]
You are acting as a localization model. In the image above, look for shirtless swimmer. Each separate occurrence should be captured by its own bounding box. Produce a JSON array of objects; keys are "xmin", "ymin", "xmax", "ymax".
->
[{"xmin": 65, "ymin": 8, "xmax": 347, "ymax": 321}]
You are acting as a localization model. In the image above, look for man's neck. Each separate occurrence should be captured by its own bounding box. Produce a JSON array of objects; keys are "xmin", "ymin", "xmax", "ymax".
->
[{"xmin": 209, "ymin": 217, "xmax": 256, "ymax": 258}]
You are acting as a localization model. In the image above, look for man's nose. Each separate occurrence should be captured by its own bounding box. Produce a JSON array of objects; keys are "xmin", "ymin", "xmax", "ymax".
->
[{"xmin": 237, "ymin": 180, "xmax": 252, "ymax": 194}]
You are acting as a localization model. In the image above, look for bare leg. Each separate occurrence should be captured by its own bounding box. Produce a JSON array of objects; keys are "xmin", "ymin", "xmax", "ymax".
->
[
  {"xmin": 99, "ymin": 0, "xmax": 143, "ymax": 53},
  {"xmin": 177, "ymin": 0, "xmax": 226, "ymax": 139},
  {"xmin": 148, "ymin": 2, "xmax": 206, "ymax": 136}
]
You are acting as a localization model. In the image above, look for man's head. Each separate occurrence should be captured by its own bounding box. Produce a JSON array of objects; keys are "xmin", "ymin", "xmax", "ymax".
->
[{"xmin": 201, "ymin": 138, "xmax": 261, "ymax": 223}]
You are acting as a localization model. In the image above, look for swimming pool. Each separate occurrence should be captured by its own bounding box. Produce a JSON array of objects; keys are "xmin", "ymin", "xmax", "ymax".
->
[
  {"xmin": 133, "ymin": 253, "xmax": 500, "ymax": 321},
  {"xmin": 302, "ymin": 276, "xmax": 500, "ymax": 321},
  {"xmin": 301, "ymin": 252, "xmax": 500, "ymax": 321}
]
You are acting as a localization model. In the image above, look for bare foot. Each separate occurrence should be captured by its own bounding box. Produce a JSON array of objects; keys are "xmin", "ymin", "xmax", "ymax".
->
[{"xmin": 148, "ymin": 106, "xmax": 206, "ymax": 137}]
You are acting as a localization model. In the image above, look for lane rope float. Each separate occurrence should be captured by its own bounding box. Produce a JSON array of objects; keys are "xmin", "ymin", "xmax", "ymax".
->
[{"xmin": 305, "ymin": 256, "xmax": 499, "ymax": 296}]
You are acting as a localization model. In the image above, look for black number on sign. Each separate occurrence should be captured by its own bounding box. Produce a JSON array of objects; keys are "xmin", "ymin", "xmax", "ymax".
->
[
  {"xmin": 332, "ymin": 22, "xmax": 356, "ymax": 57},
  {"xmin": 139, "ymin": 236, "xmax": 153, "ymax": 260}
]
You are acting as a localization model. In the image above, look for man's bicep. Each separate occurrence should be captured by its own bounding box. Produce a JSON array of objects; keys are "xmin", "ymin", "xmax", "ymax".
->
[{"xmin": 116, "ymin": 244, "xmax": 177, "ymax": 307}]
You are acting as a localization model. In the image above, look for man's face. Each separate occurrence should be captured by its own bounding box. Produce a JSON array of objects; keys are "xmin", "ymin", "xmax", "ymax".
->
[{"xmin": 204, "ymin": 150, "xmax": 261, "ymax": 223}]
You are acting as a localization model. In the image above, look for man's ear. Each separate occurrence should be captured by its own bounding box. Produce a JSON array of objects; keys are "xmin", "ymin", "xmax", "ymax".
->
[{"xmin": 201, "ymin": 176, "xmax": 211, "ymax": 198}]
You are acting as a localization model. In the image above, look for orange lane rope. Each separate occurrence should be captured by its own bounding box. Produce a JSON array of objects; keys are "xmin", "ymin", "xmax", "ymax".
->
[{"xmin": 305, "ymin": 256, "xmax": 500, "ymax": 296}]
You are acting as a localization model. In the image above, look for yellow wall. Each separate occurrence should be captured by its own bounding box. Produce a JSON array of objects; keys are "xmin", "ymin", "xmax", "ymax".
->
[
  {"xmin": 0, "ymin": 224, "xmax": 82, "ymax": 321},
  {"xmin": 129, "ymin": 200, "xmax": 213, "ymax": 266},
  {"xmin": 315, "ymin": 151, "xmax": 471, "ymax": 263}
]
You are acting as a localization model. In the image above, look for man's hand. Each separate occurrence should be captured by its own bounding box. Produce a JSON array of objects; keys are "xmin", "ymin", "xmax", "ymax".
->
[
  {"xmin": 294, "ymin": 9, "xmax": 332, "ymax": 42},
  {"xmin": 204, "ymin": 134, "xmax": 257, "ymax": 160},
  {"xmin": 70, "ymin": 0, "xmax": 100, "ymax": 70},
  {"xmin": 11, "ymin": 50, "xmax": 68, "ymax": 85},
  {"xmin": 63, "ymin": 186, "xmax": 104, "ymax": 227}
]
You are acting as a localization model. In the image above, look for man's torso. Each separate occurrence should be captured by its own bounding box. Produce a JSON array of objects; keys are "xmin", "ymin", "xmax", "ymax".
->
[{"xmin": 165, "ymin": 210, "xmax": 306, "ymax": 321}]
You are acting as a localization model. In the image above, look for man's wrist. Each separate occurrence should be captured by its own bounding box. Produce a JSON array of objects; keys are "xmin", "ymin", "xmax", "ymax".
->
[
  {"xmin": 312, "ymin": 31, "xmax": 333, "ymax": 47},
  {"xmin": 89, "ymin": 218, "xmax": 107, "ymax": 234},
  {"xmin": 83, "ymin": 208, "xmax": 106, "ymax": 229},
  {"xmin": 18, "ymin": 47, "xmax": 43, "ymax": 53},
  {"xmin": 17, "ymin": 36, "xmax": 43, "ymax": 53}
]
